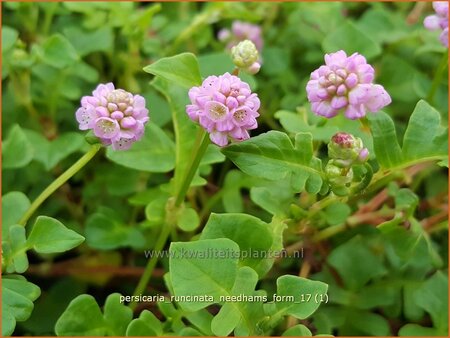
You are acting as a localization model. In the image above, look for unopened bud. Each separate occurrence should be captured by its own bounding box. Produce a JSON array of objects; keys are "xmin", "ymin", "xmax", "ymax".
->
[
  {"xmin": 325, "ymin": 160, "xmax": 354, "ymax": 187},
  {"xmin": 328, "ymin": 132, "xmax": 368, "ymax": 167},
  {"xmin": 231, "ymin": 40, "xmax": 260, "ymax": 73}
]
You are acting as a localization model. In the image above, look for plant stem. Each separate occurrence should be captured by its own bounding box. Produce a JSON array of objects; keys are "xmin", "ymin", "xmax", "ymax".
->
[
  {"xmin": 312, "ymin": 224, "xmax": 346, "ymax": 242},
  {"xmin": 175, "ymin": 129, "xmax": 210, "ymax": 207},
  {"xmin": 129, "ymin": 222, "xmax": 172, "ymax": 310},
  {"xmin": 18, "ymin": 144, "xmax": 101, "ymax": 226},
  {"xmin": 427, "ymin": 50, "xmax": 448, "ymax": 104},
  {"xmin": 129, "ymin": 129, "xmax": 210, "ymax": 310}
]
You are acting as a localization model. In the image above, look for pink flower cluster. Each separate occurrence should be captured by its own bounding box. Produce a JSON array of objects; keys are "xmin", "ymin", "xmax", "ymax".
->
[
  {"xmin": 424, "ymin": 1, "xmax": 449, "ymax": 47},
  {"xmin": 218, "ymin": 21, "xmax": 263, "ymax": 51},
  {"xmin": 76, "ymin": 83, "xmax": 149, "ymax": 150},
  {"xmin": 186, "ymin": 73, "xmax": 260, "ymax": 147},
  {"xmin": 306, "ymin": 50, "xmax": 391, "ymax": 120}
]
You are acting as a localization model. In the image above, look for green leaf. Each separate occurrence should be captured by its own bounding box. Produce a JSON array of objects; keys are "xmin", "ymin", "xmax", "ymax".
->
[
  {"xmin": 177, "ymin": 207, "xmax": 200, "ymax": 232},
  {"xmin": 103, "ymin": 294, "xmax": 133, "ymax": 336},
  {"xmin": 63, "ymin": 26, "xmax": 113, "ymax": 56},
  {"xmin": 367, "ymin": 111, "xmax": 403, "ymax": 168},
  {"xmin": 24, "ymin": 130, "xmax": 85, "ymax": 171},
  {"xmin": 41, "ymin": 34, "xmax": 79, "ymax": 69},
  {"xmin": 250, "ymin": 181, "xmax": 296, "ymax": 217},
  {"xmin": 399, "ymin": 324, "xmax": 440, "ymax": 336},
  {"xmin": 3, "ymin": 224, "xmax": 29, "ymax": 273},
  {"xmin": 55, "ymin": 295, "xmax": 106, "ymax": 336},
  {"xmin": 143, "ymin": 52, "xmax": 202, "ymax": 88},
  {"xmin": 222, "ymin": 131, "xmax": 324, "ymax": 193},
  {"xmin": 2, "ymin": 26, "xmax": 18, "ymax": 53},
  {"xmin": 368, "ymin": 100, "xmax": 448, "ymax": 169},
  {"xmin": 200, "ymin": 213, "xmax": 274, "ymax": 277},
  {"xmin": 324, "ymin": 202, "xmax": 351, "ymax": 226},
  {"xmin": 322, "ymin": 21, "xmax": 381, "ymax": 59},
  {"xmin": 2, "ymin": 124, "xmax": 34, "ymax": 169},
  {"xmin": 2, "ymin": 192, "xmax": 30, "ymax": 238},
  {"xmin": 27, "ymin": 216, "xmax": 85, "ymax": 254},
  {"xmin": 169, "ymin": 238, "xmax": 240, "ymax": 311},
  {"xmin": 211, "ymin": 266, "xmax": 261, "ymax": 336},
  {"xmin": 413, "ymin": 271, "xmax": 448, "ymax": 333},
  {"xmin": 85, "ymin": 211, "xmax": 146, "ymax": 250},
  {"xmin": 275, "ymin": 110, "xmax": 339, "ymax": 142},
  {"xmin": 106, "ymin": 123, "xmax": 175, "ymax": 172},
  {"xmin": 19, "ymin": 278, "xmax": 87, "ymax": 335},
  {"xmin": 402, "ymin": 100, "xmax": 448, "ymax": 163},
  {"xmin": 327, "ymin": 235, "xmax": 386, "ymax": 290},
  {"xmin": 282, "ymin": 324, "xmax": 312, "ymax": 336},
  {"xmin": 55, "ymin": 293, "xmax": 133, "ymax": 336},
  {"xmin": 275, "ymin": 275, "xmax": 328, "ymax": 319},
  {"xmin": 151, "ymin": 77, "xmax": 201, "ymax": 193},
  {"xmin": 2, "ymin": 275, "xmax": 41, "ymax": 336},
  {"xmin": 348, "ymin": 310, "xmax": 391, "ymax": 336},
  {"xmin": 125, "ymin": 310, "xmax": 162, "ymax": 336}
]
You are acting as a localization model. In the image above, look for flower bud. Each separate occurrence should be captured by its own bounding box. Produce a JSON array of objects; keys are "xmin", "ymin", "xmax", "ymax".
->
[
  {"xmin": 325, "ymin": 160, "xmax": 353, "ymax": 186},
  {"xmin": 328, "ymin": 132, "xmax": 368, "ymax": 167},
  {"xmin": 231, "ymin": 40, "xmax": 261, "ymax": 74}
]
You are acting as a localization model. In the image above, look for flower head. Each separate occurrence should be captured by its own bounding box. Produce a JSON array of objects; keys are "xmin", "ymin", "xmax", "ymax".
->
[
  {"xmin": 218, "ymin": 21, "xmax": 263, "ymax": 51},
  {"xmin": 306, "ymin": 50, "xmax": 391, "ymax": 120},
  {"xmin": 231, "ymin": 40, "xmax": 261, "ymax": 74},
  {"xmin": 328, "ymin": 132, "xmax": 369, "ymax": 167},
  {"xmin": 75, "ymin": 83, "xmax": 149, "ymax": 150},
  {"xmin": 186, "ymin": 73, "xmax": 260, "ymax": 146},
  {"xmin": 424, "ymin": 1, "xmax": 449, "ymax": 47}
]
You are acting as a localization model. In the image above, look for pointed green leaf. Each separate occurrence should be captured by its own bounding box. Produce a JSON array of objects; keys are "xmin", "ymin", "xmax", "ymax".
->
[
  {"xmin": 169, "ymin": 238, "xmax": 240, "ymax": 312},
  {"xmin": 126, "ymin": 310, "xmax": 162, "ymax": 336},
  {"xmin": 55, "ymin": 293, "xmax": 133, "ymax": 336},
  {"xmin": 200, "ymin": 213, "xmax": 274, "ymax": 277},
  {"xmin": 2, "ymin": 124, "xmax": 34, "ymax": 169},
  {"xmin": 211, "ymin": 267, "xmax": 261, "ymax": 336},
  {"xmin": 282, "ymin": 324, "xmax": 312, "ymax": 336},
  {"xmin": 103, "ymin": 294, "xmax": 133, "ymax": 336},
  {"xmin": 276, "ymin": 275, "xmax": 328, "ymax": 319},
  {"xmin": 3, "ymin": 224, "xmax": 29, "ymax": 273},
  {"xmin": 151, "ymin": 77, "xmax": 203, "ymax": 192},
  {"xmin": 2, "ymin": 192, "xmax": 30, "ymax": 238},
  {"xmin": 24, "ymin": 130, "xmax": 85, "ymax": 171},
  {"xmin": 41, "ymin": 34, "xmax": 79, "ymax": 69},
  {"xmin": 55, "ymin": 295, "xmax": 106, "ymax": 336},
  {"xmin": 222, "ymin": 131, "xmax": 324, "ymax": 193},
  {"xmin": 85, "ymin": 211, "xmax": 146, "ymax": 250},
  {"xmin": 143, "ymin": 52, "xmax": 202, "ymax": 88},
  {"xmin": 367, "ymin": 111, "xmax": 403, "ymax": 168},
  {"xmin": 322, "ymin": 21, "xmax": 381, "ymax": 59},
  {"xmin": 413, "ymin": 271, "xmax": 448, "ymax": 333},
  {"xmin": 27, "ymin": 216, "xmax": 85, "ymax": 254},
  {"xmin": 402, "ymin": 100, "xmax": 448, "ymax": 163}
]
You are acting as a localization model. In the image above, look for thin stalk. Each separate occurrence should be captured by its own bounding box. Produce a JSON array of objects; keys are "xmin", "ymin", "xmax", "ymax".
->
[
  {"xmin": 129, "ymin": 222, "xmax": 172, "ymax": 310},
  {"xmin": 427, "ymin": 50, "xmax": 448, "ymax": 104},
  {"xmin": 175, "ymin": 129, "xmax": 210, "ymax": 207},
  {"xmin": 18, "ymin": 144, "xmax": 101, "ymax": 226},
  {"xmin": 130, "ymin": 129, "xmax": 210, "ymax": 309}
]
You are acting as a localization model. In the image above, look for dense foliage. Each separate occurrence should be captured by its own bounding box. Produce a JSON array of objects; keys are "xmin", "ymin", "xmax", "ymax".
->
[{"xmin": 2, "ymin": 2, "xmax": 448, "ymax": 337}]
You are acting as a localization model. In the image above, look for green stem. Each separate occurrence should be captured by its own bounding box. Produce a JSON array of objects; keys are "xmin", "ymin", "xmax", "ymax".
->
[
  {"xmin": 18, "ymin": 144, "xmax": 101, "ymax": 226},
  {"xmin": 129, "ymin": 222, "xmax": 172, "ymax": 310},
  {"xmin": 427, "ymin": 50, "xmax": 448, "ymax": 104},
  {"xmin": 175, "ymin": 129, "xmax": 210, "ymax": 207},
  {"xmin": 312, "ymin": 223, "xmax": 346, "ymax": 242},
  {"xmin": 129, "ymin": 129, "xmax": 210, "ymax": 310}
]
